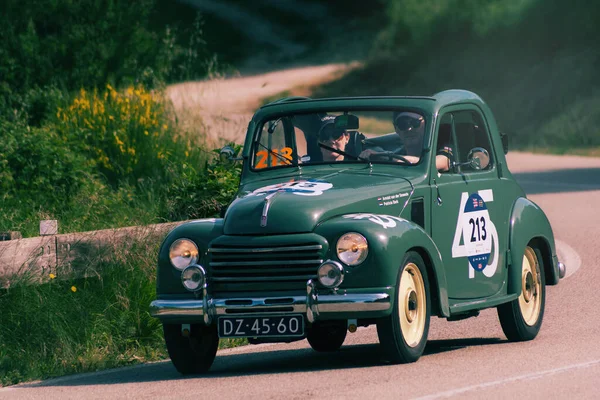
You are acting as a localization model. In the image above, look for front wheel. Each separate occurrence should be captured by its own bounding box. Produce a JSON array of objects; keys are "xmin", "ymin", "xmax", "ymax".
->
[
  {"xmin": 377, "ymin": 251, "xmax": 430, "ymax": 363},
  {"xmin": 306, "ymin": 320, "xmax": 347, "ymax": 352},
  {"xmin": 497, "ymin": 246, "xmax": 546, "ymax": 341},
  {"xmin": 163, "ymin": 323, "xmax": 219, "ymax": 374}
]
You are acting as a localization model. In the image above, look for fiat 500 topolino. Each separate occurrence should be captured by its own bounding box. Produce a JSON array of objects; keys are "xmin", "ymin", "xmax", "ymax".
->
[{"xmin": 150, "ymin": 90, "xmax": 566, "ymax": 374}]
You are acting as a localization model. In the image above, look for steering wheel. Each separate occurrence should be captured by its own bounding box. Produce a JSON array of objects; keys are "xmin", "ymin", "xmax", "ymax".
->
[{"xmin": 389, "ymin": 152, "xmax": 411, "ymax": 164}]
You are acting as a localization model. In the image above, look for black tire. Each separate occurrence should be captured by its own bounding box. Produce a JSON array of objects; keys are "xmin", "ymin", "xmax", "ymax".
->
[
  {"xmin": 163, "ymin": 323, "xmax": 219, "ymax": 374},
  {"xmin": 498, "ymin": 246, "xmax": 546, "ymax": 341},
  {"xmin": 377, "ymin": 251, "xmax": 430, "ymax": 363},
  {"xmin": 306, "ymin": 320, "xmax": 347, "ymax": 352}
]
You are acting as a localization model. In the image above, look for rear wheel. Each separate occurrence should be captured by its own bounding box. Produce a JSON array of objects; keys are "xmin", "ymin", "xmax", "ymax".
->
[
  {"xmin": 497, "ymin": 246, "xmax": 546, "ymax": 341},
  {"xmin": 163, "ymin": 323, "xmax": 219, "ymax": 374},
  {"xmin": 377, "ymin": 251, "xmax": 430, "ymax": 363},
  {"xmin": 306, "ymin": 320, "xmax": 347, "ymax": 352}
]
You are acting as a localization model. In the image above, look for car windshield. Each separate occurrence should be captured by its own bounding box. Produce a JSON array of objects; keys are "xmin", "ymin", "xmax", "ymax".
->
[{"xmin": 251, "ymin": 109, "xmax": 427, "ymax": 170}]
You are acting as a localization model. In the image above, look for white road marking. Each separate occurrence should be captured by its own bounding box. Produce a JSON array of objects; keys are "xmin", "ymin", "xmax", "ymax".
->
[
  {"xmin": 414, "ymin": 359, "xmax": 600, "ymax": 400},
  {"xmin": 555, "ymin": 239, "xmax": 581, "ymax": 279}
]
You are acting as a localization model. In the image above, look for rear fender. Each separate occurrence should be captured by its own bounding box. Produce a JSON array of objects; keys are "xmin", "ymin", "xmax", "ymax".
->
[{"xmin": 509, "ymin": 198, "xmax": 559, "ymax": 295}]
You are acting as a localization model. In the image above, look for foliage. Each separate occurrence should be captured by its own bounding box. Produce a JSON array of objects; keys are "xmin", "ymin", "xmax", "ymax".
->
[
  {"xmin": 52, "ymin": 85, "xmax": 193, "ymax": 187},
  {"xmin": 163, "ymin": 144, "xmax": 243, "ymax": 221},
  {"xmin": 316, "ymin": 0, "xmax": 600, "ymax": 151},
  {"xmin": 0, "ymin": 119, "xmax": 94, "ymax": 208}
]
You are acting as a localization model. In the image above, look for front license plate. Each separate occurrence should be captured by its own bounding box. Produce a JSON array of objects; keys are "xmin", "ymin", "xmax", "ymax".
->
[{"xmin": 218, "ymin": 315, "xmax": 304, "ymax": 338}]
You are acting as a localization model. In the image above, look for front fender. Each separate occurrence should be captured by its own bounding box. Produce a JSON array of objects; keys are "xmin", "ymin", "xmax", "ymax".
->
[
  {"xmin": 509, "ymin": 198, "xmax": 559, "ymax": 294},
  {"xmin": 314, "ymin": 214, "xmax": 449, "ymax": 317},
  {"xmin": 157, "ymin": 218, "xmax": 224, "ymax": 295}
]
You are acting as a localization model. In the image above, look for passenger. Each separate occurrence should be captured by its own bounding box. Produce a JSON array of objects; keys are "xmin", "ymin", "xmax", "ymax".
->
[{"xmin": 318, "ymin": 117, "xmax": 350, "ymax": 162}]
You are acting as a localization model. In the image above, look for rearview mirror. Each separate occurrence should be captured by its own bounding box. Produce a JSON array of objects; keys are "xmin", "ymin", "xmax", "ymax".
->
[{"xmin": 334, "ymin": 114, "xmax": 359, "ymax": 130}]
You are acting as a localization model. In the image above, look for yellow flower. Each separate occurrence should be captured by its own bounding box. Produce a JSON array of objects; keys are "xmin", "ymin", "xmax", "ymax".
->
[
  {"xmin": 49, "ymin": 273, "xmax": 56, "ymax": 280},
  {"xmin": 71, "ymin": 286, "xmax": 77, "ymax": 292}
]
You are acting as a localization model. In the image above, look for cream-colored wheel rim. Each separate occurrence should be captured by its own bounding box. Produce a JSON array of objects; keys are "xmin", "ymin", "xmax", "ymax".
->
[
  {"xmin": 519, "ymin": 247, "xmax": 542, "ymax": 326},
  {"xmin": 398, "ymin": 263, "xmax": 426, "ymax": 347}
]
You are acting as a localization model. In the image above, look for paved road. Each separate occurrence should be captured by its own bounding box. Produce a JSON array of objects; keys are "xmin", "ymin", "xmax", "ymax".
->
[{"xmin": 3, "ymin": 151, "xmax": 600, "ymax": 399}]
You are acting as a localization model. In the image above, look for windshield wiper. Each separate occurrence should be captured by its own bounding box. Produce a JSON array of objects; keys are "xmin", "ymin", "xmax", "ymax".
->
[{"xmin": 317, "ymin": 141, "xmax": 370, "ymax": 163}]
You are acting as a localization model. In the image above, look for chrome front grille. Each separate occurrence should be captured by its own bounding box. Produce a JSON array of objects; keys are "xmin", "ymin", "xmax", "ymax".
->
[{"xmin": 208, "ymin": 240, "xmax": 325, "ymax": 292}]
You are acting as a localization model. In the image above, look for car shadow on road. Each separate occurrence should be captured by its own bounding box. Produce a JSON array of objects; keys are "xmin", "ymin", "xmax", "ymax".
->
[
  {"xmin": 22, "ymin": 337, "xmax": 505, "ymax": 387},
  {"xmin": 513, "ymin": 168, "xmax": 600, "ymax": 195}
]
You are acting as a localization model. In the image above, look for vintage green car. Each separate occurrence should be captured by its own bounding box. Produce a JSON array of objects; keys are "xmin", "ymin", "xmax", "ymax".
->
[{"xmin": 150, "ymin": 90, "xmax": 566, "ymax": 374}]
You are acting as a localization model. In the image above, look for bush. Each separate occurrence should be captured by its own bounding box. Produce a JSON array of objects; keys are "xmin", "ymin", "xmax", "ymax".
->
[
  {"xmin": 163, "ymin": 145, "xmax": 242, "ymax": 221},
  {"xmin": 51, "ymin": 85, "xmax": 199, "ymax": 187},
  {"xmin": 0, "ymin": 119, "xmax": 94, "ymax": 208}
]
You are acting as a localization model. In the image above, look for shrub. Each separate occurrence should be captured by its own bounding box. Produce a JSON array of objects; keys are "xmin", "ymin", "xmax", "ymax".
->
[
  {"xmin": 163, "ymin": 145, "xmax": 242, "ymax": 220},
  {"xmin": 52, "ymin": 85, "xmax": 197, "ymax": 187},
  {"xmin": 0, "ymin": 119, "xmax": 94, "ymax": 208}
]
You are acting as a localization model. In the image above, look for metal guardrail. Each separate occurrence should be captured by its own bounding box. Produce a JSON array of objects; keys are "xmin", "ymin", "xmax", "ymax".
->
[{"xmin": 0, "ymin": 222, "xmax": 183, "ymax": 287}]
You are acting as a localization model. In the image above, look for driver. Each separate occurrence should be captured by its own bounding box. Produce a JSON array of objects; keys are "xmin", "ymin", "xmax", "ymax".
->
[
  {"xmin": 360, "ymin": 111, "xmax": 452, "ymax": 172},
  {"xmin": 318, "ymin": 117, "xmax": 350, "ymax": 162}
]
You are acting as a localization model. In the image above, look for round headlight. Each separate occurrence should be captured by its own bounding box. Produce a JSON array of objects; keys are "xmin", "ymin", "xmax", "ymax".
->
[
  {"xmin": 336, "ymin": 232, "xmax": 368, "ymax": 266},
  {"xmin": 318, "ymin": 261, "xmax": 344, "ymax": 288},
  {"xmin": 181, "ymin": 265, "xmax": 205, "ymax": 291},
  {"xmin": 169, "ymin": 239, "xmax": 199, "ymax": 270}
]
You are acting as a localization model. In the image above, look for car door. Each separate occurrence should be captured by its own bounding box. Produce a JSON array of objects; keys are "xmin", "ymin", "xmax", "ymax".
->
[{"xmin": 429, "ymin": 106, "xmax": 509, "ymax": 300}]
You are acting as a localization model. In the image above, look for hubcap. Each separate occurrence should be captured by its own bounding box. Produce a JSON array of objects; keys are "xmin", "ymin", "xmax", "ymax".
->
[
  {"xmin": 398, "ymin": 263, "xmax": 426, "ymax": 347},
  {"xmin": 518, "ymin": 247, "xmax": 542, "ymax": 326},
  {"xmin": 405, "ymin": 290, "xmax": 417, "ymax": 323}
]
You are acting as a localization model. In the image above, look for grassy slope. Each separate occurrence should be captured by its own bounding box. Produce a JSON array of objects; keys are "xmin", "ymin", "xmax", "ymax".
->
[{"xmin": 311, "ymin": 0, "xmax": 600, "ymax": 155}]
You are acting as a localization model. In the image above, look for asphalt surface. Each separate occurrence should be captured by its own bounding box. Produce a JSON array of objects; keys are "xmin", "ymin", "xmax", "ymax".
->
[{"xmin": 3, "ymin": 151, "xmax": 600, "ymax": 400}]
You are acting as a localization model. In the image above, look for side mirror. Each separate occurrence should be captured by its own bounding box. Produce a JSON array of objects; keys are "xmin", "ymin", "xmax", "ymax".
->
[
  {"xmin": 467, "ymin": 147, "xmax": 490, "ymax": 170},
  {"xmin": 500, "ymin": 132, "xmax": 509, "ymax": 154},
  {"xmin": 219, "ymin": 145, "xmax": 243, "ymax": 162}
]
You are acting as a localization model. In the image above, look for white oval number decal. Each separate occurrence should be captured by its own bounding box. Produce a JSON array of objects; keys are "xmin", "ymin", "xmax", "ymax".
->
[
  {"xmin": 461, "ymin": 193, "xmax": 492, "ymax": 271},
  {"xmin": 452, "ymin": 190, "xmax": 499, "ymax": 278},
  {"xmin": 250, "ymin": 180, "xmax": 333, "ymax": 197}
]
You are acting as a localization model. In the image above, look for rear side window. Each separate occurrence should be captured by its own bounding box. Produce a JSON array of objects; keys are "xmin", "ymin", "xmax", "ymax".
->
[{"xmin": 437, "ymin": 110, "xmax": 493, "ymax": 173}]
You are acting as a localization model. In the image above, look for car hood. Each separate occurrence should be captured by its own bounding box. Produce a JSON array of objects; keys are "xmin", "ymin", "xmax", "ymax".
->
[{"xmin": 223, "ymin": 169, "xmax": 414, "ymax": 235}]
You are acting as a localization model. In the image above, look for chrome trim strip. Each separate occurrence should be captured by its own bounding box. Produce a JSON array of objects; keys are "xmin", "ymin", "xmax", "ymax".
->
[
  {"xmin": 210, "ymin": 259, "xmax": 322, "ymax": 267},
  {"xmin": 209, "ymin": 244, "xmax": 323, "ymax": 253},
  {"xmin": 261, "ymin": 191, "xmax": 280, "ymax": 227},
  {"xmin": 211, "ymin": 275, "xmax": 316, "ymax": 282}
]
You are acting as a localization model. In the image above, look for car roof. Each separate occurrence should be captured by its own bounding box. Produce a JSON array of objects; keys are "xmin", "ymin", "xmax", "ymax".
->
[{"xmin": 254, "ymin": 90, "xmax": 487, "ymax": 121}]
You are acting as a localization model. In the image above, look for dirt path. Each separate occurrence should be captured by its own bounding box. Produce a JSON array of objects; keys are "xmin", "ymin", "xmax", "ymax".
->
[{"xmin": 166, "ymin": 62, "xmax": 360, "ymax": 147}]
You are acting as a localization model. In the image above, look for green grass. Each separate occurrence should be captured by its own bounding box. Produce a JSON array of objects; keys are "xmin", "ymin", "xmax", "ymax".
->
[{"xmin": 0, "ymin": 236, "xmax": 246, "ymax": 386}]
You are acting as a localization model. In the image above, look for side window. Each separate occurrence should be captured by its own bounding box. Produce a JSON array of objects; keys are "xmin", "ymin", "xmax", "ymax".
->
[
  {"xmin": 453, "ymin": 110, "xmax": 493, "ymax": 172},
  {"xmin": 435, "ymin": 113, "xmax": 455, "ymax": 173}
]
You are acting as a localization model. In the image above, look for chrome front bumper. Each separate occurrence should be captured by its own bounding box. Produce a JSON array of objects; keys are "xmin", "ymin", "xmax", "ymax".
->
[{"xmin": 150, "ymin": 280, "xmax": 392, "ymax": 324}]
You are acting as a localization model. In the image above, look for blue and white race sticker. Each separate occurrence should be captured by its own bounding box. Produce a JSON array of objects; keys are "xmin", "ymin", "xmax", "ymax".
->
[
  {"xmin": 461, "ymin": 193, "xmax": 492, "ymax": 272},
  {"xmin": 249, "ymin": 179, "xmax": 333, "ymax": 197}
]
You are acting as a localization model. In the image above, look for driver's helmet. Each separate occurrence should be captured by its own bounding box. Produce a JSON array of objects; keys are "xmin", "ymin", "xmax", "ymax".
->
[{"xmin": 393, "ymin": 111, "xmax": 424, "ymax": 133}]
